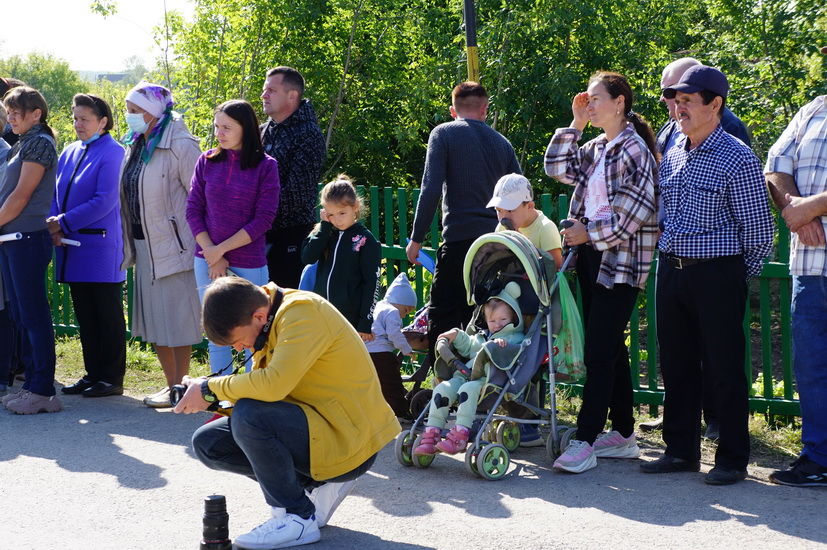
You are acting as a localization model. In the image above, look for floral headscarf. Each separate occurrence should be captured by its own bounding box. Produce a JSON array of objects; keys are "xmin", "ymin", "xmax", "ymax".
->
[{"xmin": 123, "ymin": 82, "xmax": 175, "ymax": 163}]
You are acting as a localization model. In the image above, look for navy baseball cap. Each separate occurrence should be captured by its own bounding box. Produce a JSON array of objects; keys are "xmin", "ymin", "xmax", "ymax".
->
[{"xmin": 663, "ymin": 65, "xmax": 729, "ymax": 98}]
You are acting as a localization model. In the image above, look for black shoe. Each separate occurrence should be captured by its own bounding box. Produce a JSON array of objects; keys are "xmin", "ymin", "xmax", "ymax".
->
[
  {"xmin": 770, "ymin": 456, "xmax": 827, "ymax": 487},
  {"xmin": 639, "ymin": 417, "xmax": 663, "ymax": 432},
  {"xmin": 705, "ymin": 466, "xmax": 747, "ymax": 485},
  {"xmin": 82, "ymin": 381, "xmax": 124, "ymax": 398},
  {"xmin": 61, "ymin": 378, "xmax": 96, "ymax": 395},
  {"xmin": 640, "ymin": 454, "xmax": 701, "ymax": 474},
  {"xmin": 703, "ymin": 421, "xmax": 720, "ymax": 440}
]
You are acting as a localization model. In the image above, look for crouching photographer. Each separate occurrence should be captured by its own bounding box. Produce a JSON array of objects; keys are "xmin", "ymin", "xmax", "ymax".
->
[{"xmin": 173, "ymin": 277, "xmax": 400, "ymax": 549}]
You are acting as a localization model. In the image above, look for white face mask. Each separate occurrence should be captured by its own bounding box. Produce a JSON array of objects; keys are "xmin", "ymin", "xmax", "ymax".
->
[{"xmin": 126, "ymin": 112, "xmax": 149, "ymax": 134}]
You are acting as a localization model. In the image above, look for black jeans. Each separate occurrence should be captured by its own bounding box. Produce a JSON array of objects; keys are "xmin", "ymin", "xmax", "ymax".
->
[
  {"xmin": 427, "ymin": 238, "xmax": 476, "ymax": 366},
  {"xmin": 70, "ymin": 282, "xmax": 126, "ymax": 385},
  {"xmin": 657, "ymin": 254, "xmax": 749, "ymax": 470},
  {"xmin": 266, "ymin": 223, "xmax": 315, "ymax": 289},
  {"xmin": 575, "ymin": 246, "xmax": 639, "ymax": 445},
  {"xmin": 192, "ymin": 400, "xmax": 376, "ymax": 519}
]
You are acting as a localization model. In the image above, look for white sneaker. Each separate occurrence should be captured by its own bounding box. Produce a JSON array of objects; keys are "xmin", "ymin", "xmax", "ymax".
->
[
  {"xmin": 234, "ymin": 508, "xmax": 320, "ymax": 549},
  {"xmin": 593, "ymin": 431, "xmax": 640, "ymax": 458},
  {"xmin": 308, "ymin": 479, "xmax": 356, "ymax": 528},
  {"xmin": 553, "ymin": 440, "xmax": 597, "ymax": 473}
]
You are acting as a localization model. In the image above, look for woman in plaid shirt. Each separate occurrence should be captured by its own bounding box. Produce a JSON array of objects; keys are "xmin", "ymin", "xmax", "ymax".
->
[{"xmin": 544, "ymin": 71, "xmax": 659, "ymax": 474}]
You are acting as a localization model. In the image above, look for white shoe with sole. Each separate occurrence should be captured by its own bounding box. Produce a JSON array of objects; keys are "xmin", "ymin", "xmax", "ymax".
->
[
  {"xmin": 593, "ymin": 431, "xmax": 640, "ymax": 458},
  {"xmin": 234, "ymin": 507, "xmax": 320, "ymax": 549}
]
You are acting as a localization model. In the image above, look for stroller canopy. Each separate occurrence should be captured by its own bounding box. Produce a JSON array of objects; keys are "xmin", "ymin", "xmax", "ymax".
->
[{"xmin": 463, "ymin": 231, "xmax": 552, "ymax": 309}]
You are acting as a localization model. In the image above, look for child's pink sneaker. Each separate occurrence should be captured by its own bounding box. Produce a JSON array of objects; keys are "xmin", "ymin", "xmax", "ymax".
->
[
  {"xmin": 436, "ymin": 425, "xmax": 470, "ymax": 454},
  {"xmin": 413, "ymin": 426, "xmax": 441, "ymax": 456}
]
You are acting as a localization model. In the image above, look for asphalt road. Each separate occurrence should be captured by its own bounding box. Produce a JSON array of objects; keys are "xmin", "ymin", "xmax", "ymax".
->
[{"xmin": 2, "ymin": 392, "xmax": 825, "ymax": 550}]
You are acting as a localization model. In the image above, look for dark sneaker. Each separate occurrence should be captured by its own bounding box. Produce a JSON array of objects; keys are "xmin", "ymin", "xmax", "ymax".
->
[
  {"xmin": 770, "ymin": 456, "xmax": 827, "ymax": 488},
  {"xmin": 640, "ymin": 454, "xmax": 700, "ymax": 473},
  {"xmin": 519, "ymin": 424, "xmax": 545, "ymax": 447},
  {"xmin": 705, "ymin": 466, "xmax": 747, "ymax": 485},
  {"xmin": 639, "ymin": 416, "xmax": 663, "ymax": 432}
]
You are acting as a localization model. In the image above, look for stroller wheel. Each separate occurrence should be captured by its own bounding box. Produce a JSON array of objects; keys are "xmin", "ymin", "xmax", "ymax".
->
[
  {"xmin": 546, "ymin": 432, "xmax": 560, "ymax": 460},
  {"xmin": 409, "ymin": 389, "xmax": 433, "ymax": 419},
  {"xmin": 465, "ymin": 443, "xmax": 481, "ymax": 477},
  {"xmin": 477, "ymin": 443, "xmax": 510, "ymax": 481},
  {"xmin": 560, "ymin": 426, "xmax": 578, "ymax": 451},
  {"xmin": 395, "ymin": 430, "xmax": 415, "ymax": 467},
  {"xmin": 411, "ymin": 433, "xmax": 436, "ymax": 468},
  {"xmin": 495, "ymin": 421, "xmax": 521, "ymax": 452}
]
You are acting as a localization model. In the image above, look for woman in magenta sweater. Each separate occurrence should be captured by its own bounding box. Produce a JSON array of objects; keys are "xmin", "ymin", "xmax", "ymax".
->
[{"xmin": 186, "ymin": 99, "xmax": 280, "ymax": 373}]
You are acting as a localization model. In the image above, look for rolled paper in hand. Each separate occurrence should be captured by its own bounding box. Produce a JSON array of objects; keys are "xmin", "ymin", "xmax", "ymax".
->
[
  {"xmin": 60, "ymin": 238, "xmax": 81, "ymax": 247},
  {"xmin": 0, "ymin": 232, "xmax": 23, "ymax": 242}
]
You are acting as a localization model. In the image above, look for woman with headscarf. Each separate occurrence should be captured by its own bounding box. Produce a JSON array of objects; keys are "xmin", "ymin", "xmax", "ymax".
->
[{"xmin": 120, "ymin": 81, "xmax": 202, "ymax": 408}]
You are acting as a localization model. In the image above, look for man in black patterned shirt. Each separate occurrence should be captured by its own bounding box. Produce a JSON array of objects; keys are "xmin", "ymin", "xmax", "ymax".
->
[{"xmin": 260, "ymin": 67, "xmax": 326, "ymax": 288}]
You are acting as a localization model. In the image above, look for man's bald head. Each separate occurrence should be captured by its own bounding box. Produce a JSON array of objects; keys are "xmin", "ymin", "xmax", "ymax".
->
[{"xmin": 661, "ymin": 57, "xmax": 701, "ymax": 89}]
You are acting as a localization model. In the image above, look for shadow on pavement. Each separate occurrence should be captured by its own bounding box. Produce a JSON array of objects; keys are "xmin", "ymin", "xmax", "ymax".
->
[
  {"xmin": 363, "ymin": 441, "xmax": 827, "ymax": 546},
  {"xmin": 0, "ymin": 390, "xmax": 201, "ymax": 489}
]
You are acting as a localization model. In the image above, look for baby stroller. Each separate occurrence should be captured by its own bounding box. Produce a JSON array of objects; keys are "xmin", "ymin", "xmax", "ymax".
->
[{"xmin": 394, "ymin": 230, "xmax": 577, "ymax": 480}]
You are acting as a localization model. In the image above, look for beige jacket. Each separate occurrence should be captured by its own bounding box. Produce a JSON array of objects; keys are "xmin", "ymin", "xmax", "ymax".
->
[{"xmin": 120, "ymin": 115, "xmax": 201, "ymax": 280}]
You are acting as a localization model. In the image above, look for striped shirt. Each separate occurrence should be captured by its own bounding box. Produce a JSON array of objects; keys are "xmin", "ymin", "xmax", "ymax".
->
[
  {"xmin": 764, "ymin": 96, "xmax": 827, "ymax": 277},
  {"xmin": 544, "ymin": 123, "xmax": 658, "ymax": 290},
  {"xmin": 659, "ymin": 125, "xmax": 773, "ymax": 277}
]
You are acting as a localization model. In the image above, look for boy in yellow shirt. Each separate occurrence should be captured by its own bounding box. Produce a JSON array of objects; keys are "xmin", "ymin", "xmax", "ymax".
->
[
  {"xmin": 488, "ymin": 173, "xmax": 563, "ymax": 270},
  {"xmin": 487, "ymin": 173, "xmax": 564, "ymax": 445}
]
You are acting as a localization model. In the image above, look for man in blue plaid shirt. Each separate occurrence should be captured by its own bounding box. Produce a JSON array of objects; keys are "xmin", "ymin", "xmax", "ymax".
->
[
  {"xmin": 641, "ymin": 66, "xmax": 773, "ymax": 485},
  {"xmin": 765, "ymin": 80, "xmax": 827, "ymax": 488}
]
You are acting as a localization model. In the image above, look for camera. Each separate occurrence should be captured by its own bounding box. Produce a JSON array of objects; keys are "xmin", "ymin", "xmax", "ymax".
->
[{"xmin": 170, "ymin": 384, "xmax": 186, "ymax": 406}]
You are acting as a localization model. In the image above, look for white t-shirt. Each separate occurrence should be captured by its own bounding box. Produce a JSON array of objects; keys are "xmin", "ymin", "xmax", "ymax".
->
[{"xmin": 584, "ymin": 133, "xmax": 624, "ymax": 221}]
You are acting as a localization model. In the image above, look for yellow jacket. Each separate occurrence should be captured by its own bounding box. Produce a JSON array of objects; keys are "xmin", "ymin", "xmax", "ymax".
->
[{"xmin": 208, "ymin": 284, "xmax": 400, "ymax": 480}]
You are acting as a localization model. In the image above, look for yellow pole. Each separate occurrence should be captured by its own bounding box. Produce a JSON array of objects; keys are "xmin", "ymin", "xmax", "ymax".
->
[{"xmin": 463, "ymin": 0, "xmax": 479, "ymax": 82}]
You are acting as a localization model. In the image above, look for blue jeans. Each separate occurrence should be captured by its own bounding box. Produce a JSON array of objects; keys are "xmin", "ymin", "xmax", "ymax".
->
[
  {"xmin": 0, "ymin": 306, "xmax": 12, "ymax": 386},
  {"xmin": 791, "ymin": 275, "xmax": 827, "ymax": 467},
  {"xmin": 0, "ymin": 230, "xmax": 56, "ymax": 396},
  {"xmin": 192, "ymin": 399, "xmax": 376, "ymax": 518},
  {"xmin": 193, "ymin": 257, "xmax": 269, "ymax": 374}
]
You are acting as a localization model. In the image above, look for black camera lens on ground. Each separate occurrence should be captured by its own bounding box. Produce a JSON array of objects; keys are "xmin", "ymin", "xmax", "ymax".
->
[
  {"xmin": 201, "ymin": 495, "xmax": 232, "ymax": 550},
  {"xmin": 170, "ymin": 384, "xmax": 186, "ymax": 406}
]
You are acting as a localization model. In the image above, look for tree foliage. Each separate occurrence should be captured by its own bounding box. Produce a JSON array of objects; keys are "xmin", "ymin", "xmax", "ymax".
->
[{"xmin": 4, "ymin": 1, "xmax": 826, "ymax": 190}]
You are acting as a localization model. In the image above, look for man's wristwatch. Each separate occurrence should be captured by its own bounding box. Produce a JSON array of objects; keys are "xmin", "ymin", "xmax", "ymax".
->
[{"xmin": 200, "ymin": 379, "xmax": 218, "ymax": 403}]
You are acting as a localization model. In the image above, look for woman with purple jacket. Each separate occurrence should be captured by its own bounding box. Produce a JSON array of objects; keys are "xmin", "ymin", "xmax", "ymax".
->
[
  {"xmin": 48, "ymin": 94, "xmax": 126, "ymax": 398},
  {"xmin": 186, "ymin": 99, "xmax": 280, "ymax": 373}
]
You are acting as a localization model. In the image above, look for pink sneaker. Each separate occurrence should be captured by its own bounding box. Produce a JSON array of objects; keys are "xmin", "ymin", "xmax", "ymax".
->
[
  {"xmin": 2, "ymin": 388, "xmax": 29, "ymax": 408},
  {"xmin": 593, "ymin": 431, "xmax": 640, "ymax": 458},
  {"xmin": 413, "ymin": 426, "xmax": 441, "ymax": 456},
  {"xmin": 435, "ymin": 425, "xmax": 470, "ymax": 454},
  {"xmin": 6, "ymin": 392, "xmax": 63, "ymax": 415},
  {"xmin": 553, "ymin": 440, "xmax": 597, "ymax": 473}
]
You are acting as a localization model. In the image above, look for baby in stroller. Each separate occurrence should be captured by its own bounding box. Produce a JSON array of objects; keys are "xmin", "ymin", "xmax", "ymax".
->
[{"xmin": 413, "ymin": 281, "xmax": 526, "ymax": 456}]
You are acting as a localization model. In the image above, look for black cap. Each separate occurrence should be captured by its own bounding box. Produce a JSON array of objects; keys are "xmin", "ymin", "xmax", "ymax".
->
[{"xmin": 663, "ymin": 65, "xmax": 729, "ymax": 99}]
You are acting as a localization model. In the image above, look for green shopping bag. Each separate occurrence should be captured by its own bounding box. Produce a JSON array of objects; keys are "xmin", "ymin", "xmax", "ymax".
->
[{"xmin": 554, "ymin": 271, "xmax": 586, "ymax": 382}]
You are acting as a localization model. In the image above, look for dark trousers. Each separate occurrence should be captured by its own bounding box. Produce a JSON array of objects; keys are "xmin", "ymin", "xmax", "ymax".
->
[
  {"xmin": 574, "ymin": 246, "xmax": 638, "ymax": 444},
  {"xmin": 0, "ymin": 306, "xmax": 12, "ymax": 385},
  {"xmin": 266, "ymin": 223, "xmax": 315, "ymax": 289},
  {"xmin": 192, "ymin": 400, "xmax": 376, "ymax": 519},
  {"xmin": 70, "ymin": 282, "xmax": 126, "ymax": 385},
  {"xmin": 427, "ymin": 238, "xmax": 476, "ymax": 365},
  {"xmin": 0, "ymin": 230, "xmax": 56, "ymax": 396},
  {"xmin": 657, "ymin": 254, "xmax": 749, "ymax": 470},
  {"xmin": 370, "ymin": 352, "xmax": 409, "ymax": 417}
]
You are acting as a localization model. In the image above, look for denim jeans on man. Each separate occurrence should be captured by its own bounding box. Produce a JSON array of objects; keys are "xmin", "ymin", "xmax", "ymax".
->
[
  {"xmin": 192, "ymin": 399, "xmax": 376, "ymax": 519},
  {"xmin": 193, "ymin": 257, "xmax": 269, "ymax": 373},
  {"xmin": 0, "ymin": 230, "xmax": 56, "ymax": 396},
  {"xmin": 791, "ymin": 275, "xmax": 827, "ymax": 467}
]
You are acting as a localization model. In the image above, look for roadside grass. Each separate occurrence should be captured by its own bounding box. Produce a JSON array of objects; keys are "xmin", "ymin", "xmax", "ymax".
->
[
  {"xmin": 54, "ymin": 336, "xmax": 211, "ymax": 397},
  {"xmin": 56, "ymin": 336, "xmax": 801, "ymax": 468}
]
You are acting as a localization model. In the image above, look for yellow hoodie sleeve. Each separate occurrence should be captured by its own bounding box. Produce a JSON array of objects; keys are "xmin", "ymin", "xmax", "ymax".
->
[{"xmin": 208, "ymin": 300, "xmax": 330, "ymax": 403}]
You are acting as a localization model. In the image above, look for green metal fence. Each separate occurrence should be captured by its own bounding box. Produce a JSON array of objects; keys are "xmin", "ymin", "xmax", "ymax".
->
[{"xmin": 48, "ymin": 186, "xmax": 799, "ymax": 416}]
